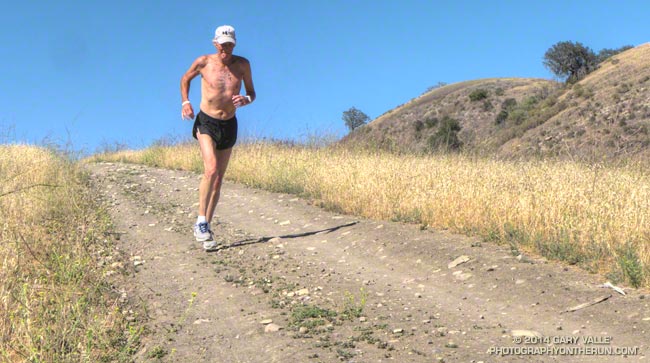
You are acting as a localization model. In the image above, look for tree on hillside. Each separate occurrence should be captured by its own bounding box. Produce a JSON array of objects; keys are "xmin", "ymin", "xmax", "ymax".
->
[
  {"xmin": 597, "ymin": 45, "xmax": 634, "ymax": 63},
  {"xmin": 423, "ymin": 81, "xmax": 448, "ymax": 94},
  {"xmin": 543, "ymin": 41, "xmax": 597, "ymax": 84},
  {"xmin": 342, "ymin": 107, "xmax": 370, "ymax": 131}
]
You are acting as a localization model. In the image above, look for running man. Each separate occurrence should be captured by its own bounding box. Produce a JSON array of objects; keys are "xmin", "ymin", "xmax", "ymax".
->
[{"xmin": 180, "ymin": 25, "xmax": 256, "ymax": 250}]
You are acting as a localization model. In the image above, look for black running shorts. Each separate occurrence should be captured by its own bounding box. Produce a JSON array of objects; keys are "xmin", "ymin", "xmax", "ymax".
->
[{"xmin": 192, "ymin": 111, "xmax": 238, "ymax": 150}]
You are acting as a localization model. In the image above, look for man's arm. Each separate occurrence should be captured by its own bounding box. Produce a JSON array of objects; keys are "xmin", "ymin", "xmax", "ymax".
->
[
  {"xmin": 180, "ymin": 56, "xmax": 208, "ymax": 120},
  {"xmin": 242, "ymin": 59, "xmax": 256, "ymax": 102},
  {"xmin": 232, "ymin": 58, "xmax": 256, "ymax": 107}
]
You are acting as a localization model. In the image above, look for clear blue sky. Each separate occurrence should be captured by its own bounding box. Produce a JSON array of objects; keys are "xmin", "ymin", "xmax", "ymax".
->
[{"xmin": 1, "ymin": 0, "xmax": 647, "ymax": 153}]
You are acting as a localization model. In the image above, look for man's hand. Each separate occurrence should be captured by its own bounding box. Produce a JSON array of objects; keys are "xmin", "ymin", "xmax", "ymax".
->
[
  {"xmin": 182, "ymin": 103, "xmax": 195, "ymax": 120},
  {"xmin": 232, "ymin": 95, "xmax": 251, "ymax": 108}
]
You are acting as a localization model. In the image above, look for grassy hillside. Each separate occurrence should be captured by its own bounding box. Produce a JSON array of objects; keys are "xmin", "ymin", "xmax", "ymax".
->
[
  {"xmin": 342, "ymin": 77, "xmax": 560, "ymax": 152},
  {"xmin": 343, "ymin": 44, "xmax": 650, "ymax": 161},
  {"xmin": 0, "ymin": 145, "xmax": 139, "ymax": 362},
  {"xmin": 502, "ymin": 43, "xmax": 650, "ymax": 159}
]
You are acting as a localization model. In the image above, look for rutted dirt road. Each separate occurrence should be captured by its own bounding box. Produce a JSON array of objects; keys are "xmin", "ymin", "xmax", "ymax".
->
[{"xmin": 89, "ymin": 162, "xmax": 649, "ymax": 363}]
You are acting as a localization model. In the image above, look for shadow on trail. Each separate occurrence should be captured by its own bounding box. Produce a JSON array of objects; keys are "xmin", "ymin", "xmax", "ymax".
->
[{"xmin": 210, "ymin": 221, "xmax": 359, "ymax": 252}]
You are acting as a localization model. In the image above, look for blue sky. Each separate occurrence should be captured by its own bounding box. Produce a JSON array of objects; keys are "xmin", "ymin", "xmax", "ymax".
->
[{"xmin": 1, "ymin": 0, "xmax": 648, "ymax": 153}]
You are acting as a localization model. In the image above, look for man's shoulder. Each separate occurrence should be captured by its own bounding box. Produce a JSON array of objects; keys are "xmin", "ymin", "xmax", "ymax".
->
[
  {"xmin": 194, "ymin": 54, "xmax": 212, "ymax": 65},
  {"xmin": 233, "ymin": 55, "xmax": 250, "ymax": 65}
]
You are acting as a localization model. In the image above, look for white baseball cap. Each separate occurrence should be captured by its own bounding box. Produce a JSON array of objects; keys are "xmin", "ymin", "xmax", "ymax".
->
[{"xmin": 214, "ymin": 25, "xmax": 236, "ymax": 45}]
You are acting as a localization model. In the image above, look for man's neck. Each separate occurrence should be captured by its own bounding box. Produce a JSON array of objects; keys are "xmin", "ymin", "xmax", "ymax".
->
[{"xmin": 217, "ymin": 54, "xmax": 234, "ymax": 66}]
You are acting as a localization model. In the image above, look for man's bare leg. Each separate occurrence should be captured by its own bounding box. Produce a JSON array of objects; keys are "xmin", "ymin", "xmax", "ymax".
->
[
  {"xmin": 196, "ymin": 131, "xmax": 218, "ymax": 221},
  {"xmin": 205, "ymin": 147, "xmax": 233, "ymax": 223}
]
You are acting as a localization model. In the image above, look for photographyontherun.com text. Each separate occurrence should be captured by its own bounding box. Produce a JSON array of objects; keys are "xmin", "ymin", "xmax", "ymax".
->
[{"xmin": 489, "ymin": 335, "xmax": 640, "ymax": 357}]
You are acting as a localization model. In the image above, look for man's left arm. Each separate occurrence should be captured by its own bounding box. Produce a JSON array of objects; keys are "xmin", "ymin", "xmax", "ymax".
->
[{"xmin": 233, "ymin": 59, "xmax": 256, "ymax": 107}]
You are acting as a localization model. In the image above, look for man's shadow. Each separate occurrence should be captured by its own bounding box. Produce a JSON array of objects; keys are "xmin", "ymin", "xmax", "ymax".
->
[{"xmin": 208, "ymin": 221, "xmax": 359, "ymax": 252}]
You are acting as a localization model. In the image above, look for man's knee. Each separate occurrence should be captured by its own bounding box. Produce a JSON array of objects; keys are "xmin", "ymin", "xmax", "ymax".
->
[{"xmin": 203, "ymin": 165, "xmax": 218, "ymax": 180}]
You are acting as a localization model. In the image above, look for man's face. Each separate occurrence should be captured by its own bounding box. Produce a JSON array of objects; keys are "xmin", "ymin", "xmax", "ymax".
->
[{"xmin": 215, "ymin": 42, "xmax": 235, "ymax": 60}]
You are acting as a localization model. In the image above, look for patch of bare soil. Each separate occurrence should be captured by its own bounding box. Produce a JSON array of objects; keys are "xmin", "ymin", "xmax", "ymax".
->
[{"xmin": 89, "ymin": 162, "xmax": 649, "ymax": 363}]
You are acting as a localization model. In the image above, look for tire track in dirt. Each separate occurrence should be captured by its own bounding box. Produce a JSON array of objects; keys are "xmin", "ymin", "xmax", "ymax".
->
[{"xmin": 90, "ymin": 162, "xmax": 649, "ymax": 363}]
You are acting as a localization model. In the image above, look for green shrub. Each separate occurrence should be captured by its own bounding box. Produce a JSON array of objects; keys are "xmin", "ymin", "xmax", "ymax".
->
[
  {"xmin": 618, "ymin": 83, "xmax": 631, "ymax": 94},
  {"xmin": 617, "ymin": 242, "xmax": 644, "ymax": 288},
  {"xmin": 509, "ymin": 108, "xmax": 527, "ymax": 125},
  {"xmin": 522, "ymin": 96, "xmax": 540, "ymax": 108},
  {"xmin": 424, "ymin": 117, "xmax": 439, "ymax": 128},
  {"xmin": 501, "ymin": 98, "xmax": 517, "ymax": 110},
  {"xmin": 414, "ymin": 120, "xmax": 424, "ymax": 133},
  {"xmin": 482, "ymin": 100, "xmax": 494, "ymax": 111},
  {"xmin": 573, "ymin": 84, "xmax": 585, "ymax": 98},
  {"xmin": 469, "ymin": 89, "xmax": 489, "ymax": 101},
  {"xmin": 495, "ymin": 110, "xmax": 508, "ymax": 125},
  {"xmin": 428, "ymin": 116, "xmax": 462, "ymax": 151},
  {"xmin": 290, "ymin": 305, "xmax": 337, "ymax": 327}
]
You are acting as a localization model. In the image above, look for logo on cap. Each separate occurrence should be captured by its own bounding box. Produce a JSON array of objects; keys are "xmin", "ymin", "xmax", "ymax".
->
[{"xmin": 214, "ymin": 25, "xmax": 236, "ymax": 45}]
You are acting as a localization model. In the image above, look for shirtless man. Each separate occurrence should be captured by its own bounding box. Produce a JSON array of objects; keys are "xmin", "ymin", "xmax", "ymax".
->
[{"xmin": 180, "ymin": 25, "xmax": 256, "ymax": 250}]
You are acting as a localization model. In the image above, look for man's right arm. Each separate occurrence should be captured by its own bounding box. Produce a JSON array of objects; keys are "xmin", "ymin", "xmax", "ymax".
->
[{"xmin": 180, "ymin": 56, "xmax": 208, "ymax": 120}]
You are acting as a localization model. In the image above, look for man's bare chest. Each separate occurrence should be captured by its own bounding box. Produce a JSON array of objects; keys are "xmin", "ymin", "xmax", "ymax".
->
[{"xmin": 201, "ymin": 64, "xmax": 243, "ymax": 90}]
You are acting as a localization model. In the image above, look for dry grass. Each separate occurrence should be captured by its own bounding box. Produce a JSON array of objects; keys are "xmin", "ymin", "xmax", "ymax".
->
[
  {"xmin": 91, "ymin": 143, "xmax": 650, "ymax": 287},
  {"xmin": 1, "ymin": 145, "xmax": 139, "ymax": 362}
]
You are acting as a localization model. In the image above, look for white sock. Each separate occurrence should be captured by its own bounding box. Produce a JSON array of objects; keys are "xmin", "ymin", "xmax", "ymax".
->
[{"xmin": 196, "ymin": 216, "xmax": 206, "ymax": 224}]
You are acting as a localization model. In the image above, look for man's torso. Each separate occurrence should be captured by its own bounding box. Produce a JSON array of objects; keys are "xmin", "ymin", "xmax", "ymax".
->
[{"xmin": 199, "ymin": 55, "xmax": 247, "ymax": 120}]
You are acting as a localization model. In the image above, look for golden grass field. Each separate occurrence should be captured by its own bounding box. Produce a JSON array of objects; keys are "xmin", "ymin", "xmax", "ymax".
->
[
  {"xmin": 92, "ymin": 142, "xmax": 650, "ymax": 288},
  {"xmin": 1, "ymin": 145, "xmax": 139, "ymax": 362}
]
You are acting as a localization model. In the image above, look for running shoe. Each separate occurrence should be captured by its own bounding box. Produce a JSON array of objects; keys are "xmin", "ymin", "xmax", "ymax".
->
[{"xmin": 193, "ymin": 222, "xmax": 211, "ymax": 242}]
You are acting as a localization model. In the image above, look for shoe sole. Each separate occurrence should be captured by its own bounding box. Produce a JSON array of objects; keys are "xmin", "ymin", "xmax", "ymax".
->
[
  {"xmin": 194, "ymin": 228, "xmax": 212, "ymax": 242},
  {"xmin": 203, "ymin": 241, "xmax": 223, "ymax": 251}
]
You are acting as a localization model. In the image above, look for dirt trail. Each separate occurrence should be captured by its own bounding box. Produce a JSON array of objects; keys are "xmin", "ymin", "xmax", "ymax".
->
[{"xmin": 89, "ymin": 162, "xmax": 649, "ymax": 363}]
